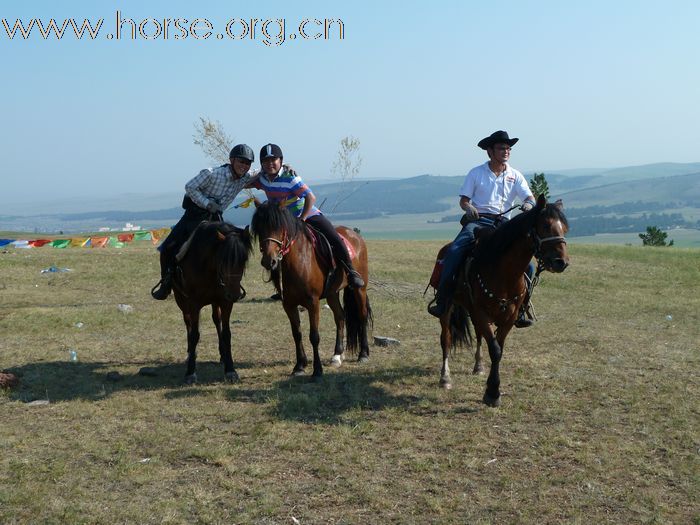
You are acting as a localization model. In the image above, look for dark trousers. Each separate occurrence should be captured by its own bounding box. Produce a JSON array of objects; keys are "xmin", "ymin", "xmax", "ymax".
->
[
  {"xmin": 158, "ymin": 197, "xmax": 220, "ymax": 277},
  {"xmin": 306, "ymin": 214, "xmax": 355, "ymax": 270}
]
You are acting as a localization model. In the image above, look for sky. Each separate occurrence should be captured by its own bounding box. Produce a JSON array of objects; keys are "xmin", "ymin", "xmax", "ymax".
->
[{"xmin": 2, "ymin": 0, "xmax": 699, "ymax": 203}]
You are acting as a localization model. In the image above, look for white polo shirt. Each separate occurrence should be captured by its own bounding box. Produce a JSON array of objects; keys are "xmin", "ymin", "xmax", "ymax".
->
[{"xmin": 459, "ymin": 162, "xmax": 533, "ymax": 218}]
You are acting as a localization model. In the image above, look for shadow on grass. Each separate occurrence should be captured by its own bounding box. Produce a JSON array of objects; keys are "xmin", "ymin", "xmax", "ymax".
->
[
  {"xmin": 5, "ymin": 360, "xmax": 477, "ymax": 421},
  {"xmin": 253, "ymin": 365, "xmax": 438, "ymax": 425},
  {"xmin": 4, "ymin": 358, "xmax": 288, "ymax": 403}
]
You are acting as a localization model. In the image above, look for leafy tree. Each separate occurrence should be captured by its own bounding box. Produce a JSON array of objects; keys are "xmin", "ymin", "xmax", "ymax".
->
[
  {"xmin": 639, "ymin": 226, "xmax": 674, "ymax": 246},
  {"xmin": 529, "ymin": 172, "xmax": 550, "ymax": 199}
]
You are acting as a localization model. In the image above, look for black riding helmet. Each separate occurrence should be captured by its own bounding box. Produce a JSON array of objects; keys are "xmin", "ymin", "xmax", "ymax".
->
[
  {"xmin": 260, "ymin": 143, "xmax": 283, "ymax": 160},
  {"xmin": 229, "ymin": 144, "xmax": 254, "ymax": 162}
]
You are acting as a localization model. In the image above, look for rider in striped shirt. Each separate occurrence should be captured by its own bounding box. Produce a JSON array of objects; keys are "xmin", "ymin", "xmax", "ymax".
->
[{"xmin": 251, "ymin": 143, "xmax": 365, "ymax": 289}]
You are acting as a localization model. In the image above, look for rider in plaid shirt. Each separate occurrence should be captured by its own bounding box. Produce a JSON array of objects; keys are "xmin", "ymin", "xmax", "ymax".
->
[{"xmin": 151, "ymin": 144, "xmax": 257, "ymax": 300}]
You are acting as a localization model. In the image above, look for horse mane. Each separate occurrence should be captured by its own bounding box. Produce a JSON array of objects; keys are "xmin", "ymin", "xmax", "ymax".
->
[
  {"xmin": 190, "ymin": 221, "xmax": 252, "ymax": 272},
  {"xmin": 250, "ymin": 201, "xmax": 303, "ymax": 241},
  {"xmin": 473, "ymin": 203, "xmax": 568, "ymax": 268}
]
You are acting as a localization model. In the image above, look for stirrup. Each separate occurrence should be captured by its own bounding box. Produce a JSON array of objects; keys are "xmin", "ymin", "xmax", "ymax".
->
[{"xmin": 151, "ymin": 275, "xmax": 172, "ymax": 300}]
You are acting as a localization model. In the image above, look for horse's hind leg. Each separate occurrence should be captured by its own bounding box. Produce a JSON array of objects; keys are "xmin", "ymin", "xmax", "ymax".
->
[
  {"xmin": 183, "ymin": 308, "xmax": 201, "ymax": 384},
  {"xmin": 217, "ymin": 301, "xmax": 239, "ymax": 383},
  {"xmin": 284, "ymin": 301, "xmax": 308, "ymax": 376},
  {"xmin": 326, "ymin": 292, "xmax": 345, "ymax": 367},
  {"xmin": 307, "ymin": 299, "xmax": 323, "ymax": 379},
  {"xmin": 473, "ymin": 334, "xmax": 485, "ymax": 375},
  {"xmin": 355, "ymin": 288, "xmax": 370, "ymax": 362}
]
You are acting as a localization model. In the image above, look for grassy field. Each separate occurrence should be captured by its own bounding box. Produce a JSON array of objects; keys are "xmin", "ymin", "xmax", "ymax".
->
[{"xmin": 1, "ymin": 240, "xmax": 698, "ymax": 524}]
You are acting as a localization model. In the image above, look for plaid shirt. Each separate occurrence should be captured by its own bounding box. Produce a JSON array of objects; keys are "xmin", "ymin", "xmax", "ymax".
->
[{"xmin": 185, "ymin": 164, "xmax": 255, "ymax": 210}]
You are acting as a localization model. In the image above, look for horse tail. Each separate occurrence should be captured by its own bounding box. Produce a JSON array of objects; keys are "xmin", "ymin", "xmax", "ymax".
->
[
  {"xmin": 343, "ymin": 288, "xmax": 372, "ymax": 355},
  {"xmin": 449, "ymin": 303, "xmax": 472, "ymax": 352}
]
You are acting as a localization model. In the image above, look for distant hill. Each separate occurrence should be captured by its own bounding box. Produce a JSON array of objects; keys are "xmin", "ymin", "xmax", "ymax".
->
[{"xmin": 3, "ymin": 162, "xmax": 700, "ymax": 237}]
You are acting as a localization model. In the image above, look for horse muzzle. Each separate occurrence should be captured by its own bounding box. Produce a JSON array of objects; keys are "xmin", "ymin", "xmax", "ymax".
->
[{"xmin": 545, "ymin": 257, "xmax": 569, "ymax": 273}]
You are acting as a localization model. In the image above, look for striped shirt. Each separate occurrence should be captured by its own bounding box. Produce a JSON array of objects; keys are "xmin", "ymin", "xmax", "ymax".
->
[
  {"xmin": 252, "ymin": 169, "xmax": 321, "ymax": 218},
  {"xmin": 185, "ymin": 164, "xmax": 254, "ymax": 210}
]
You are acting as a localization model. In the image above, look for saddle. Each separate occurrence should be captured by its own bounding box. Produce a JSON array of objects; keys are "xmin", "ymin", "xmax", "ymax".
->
[{"xmin": 305, "ymin": 224, "xmax": 356, "ymax": 298}]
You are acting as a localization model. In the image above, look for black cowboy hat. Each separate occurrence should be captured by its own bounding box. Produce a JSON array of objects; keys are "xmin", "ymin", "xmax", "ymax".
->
[{"xmin": 477, "ymin": 130, "xmax": 519, "ymax": 150}]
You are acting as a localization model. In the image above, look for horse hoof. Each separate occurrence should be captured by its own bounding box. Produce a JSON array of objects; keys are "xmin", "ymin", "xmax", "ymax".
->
[
  {"xmin": 291, "ymin": 369, "xmax": 306, "ymax": 377},
  {"xmin": 483, "ymin": 393, "xmax": 501, "ymax": 407},
  {"xmin": 440, "ymin": 378, "xmax": 452, "ymax": 390},
  {"xmin": 472, "ymin": 367, "xmax": 485, "ymax": 375},
  {"xmin": 357, "ymin": 355, "xmax": 369, "ymax": 364},
  {"xmin": 184, "ymin": 373, "xmax": 197, "ymax": 385},
  {"xmin": 225, "ymin": 371, "xmax": 240, "ymax": 383},
  {"xmin": 330, "ymin": 355, "xmax": 343, "ymax": 367}
]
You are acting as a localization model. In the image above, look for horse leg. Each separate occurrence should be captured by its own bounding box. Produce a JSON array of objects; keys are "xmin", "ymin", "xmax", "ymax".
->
[
  {"xmin": 218, "ymin": 301, "xmax": 239, "ymax": 383},
  {"xmin": 483, "ymin": 332, "xmax": 502, "ymax": 407},
  {"xmin": 211, "ymin": 304, "xmax": 224, "ymax": 363},
  {"xmin": 284, "ymin": 301, "xmax": 308, "ymax": 376},
  {"xmin": 439, "ymin": 313, "xmax": 453, "ymax": 389},
  {"xmin": 326, "ymin": 292, "xmax": 345, "ymax": 367},
  {"xmin": 355, "ymin": 288, "xmax": 370, "ymax": 362},
  {"xmin": 308, "ymin": 300, "xmax": 323, "ymax": 379},
  {"xmin": 183, "ymin": 308, "xmax": 200, "ymax": 384},
  {"xmin": 473, "ymin": 333, "xmax": 485, "ymax": 375}
]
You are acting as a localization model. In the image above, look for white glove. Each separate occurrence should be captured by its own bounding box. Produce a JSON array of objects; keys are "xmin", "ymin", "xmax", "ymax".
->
[
  {"xmin": 206, "ymin": 201, "xmax": 221, "ymax": 213},
  {"xmin": 520, "ymin": 201, "xmax": 534, "ymax": 212}
]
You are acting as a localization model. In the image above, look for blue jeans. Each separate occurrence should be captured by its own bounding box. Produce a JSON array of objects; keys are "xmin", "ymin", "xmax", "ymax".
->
[{"xmin": 436, "ymin": 217, "xmax": 535, "ymax": 304}]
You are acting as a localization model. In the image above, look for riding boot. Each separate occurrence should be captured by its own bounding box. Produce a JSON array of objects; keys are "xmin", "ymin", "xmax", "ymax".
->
[
  {"xmin": 344, "ymin": 263, "xmax": 365, "ymax": 289},
  {"xmin": 514, "ymin": 302, "xmax": 534, "ymax": 328},
  {"xmin": 151, "ymin": 270, "xmax": 173, "ymax": 300}
]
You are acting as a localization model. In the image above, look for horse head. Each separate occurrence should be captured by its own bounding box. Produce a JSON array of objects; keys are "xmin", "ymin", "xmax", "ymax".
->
[
  {"xmin": 251, "ymin": 201, "xmax": 300, "ymax": 271},
  {"xmin": 532, "ymin": 195, "xmax": 570, "ymax": 273}
]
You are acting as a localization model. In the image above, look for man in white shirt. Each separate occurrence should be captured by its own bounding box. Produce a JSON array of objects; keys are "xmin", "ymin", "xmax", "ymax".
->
[{"xmin": 428, "ymin": 131, "xmax": 536, "ymax": 324}]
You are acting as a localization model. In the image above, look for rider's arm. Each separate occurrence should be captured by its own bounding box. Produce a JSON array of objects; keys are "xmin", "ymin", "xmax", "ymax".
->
[
  {"xmin": 299, "ymin": 190, "xmax": 316, "ymax": 221},
  {"xmin": 185, "ymin": 169, "xmax": 215, "ymax": 210}
]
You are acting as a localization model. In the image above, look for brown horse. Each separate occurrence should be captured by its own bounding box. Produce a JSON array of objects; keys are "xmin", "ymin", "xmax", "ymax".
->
[
  {"xmin": 251, "ymin": 202, "xmax": 372, "ymax": 379},
  {"xmin": 172, "ymin": 221, "xmax": 253, "ymax": 384},
  {"xmin": 434, "ymin": 195, "xmax": 570, "ymax": 406}
]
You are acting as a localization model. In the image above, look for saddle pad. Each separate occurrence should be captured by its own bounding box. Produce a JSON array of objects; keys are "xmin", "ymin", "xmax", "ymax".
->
[{"xmin": 306, "ymin": 227, "xmax": 357, "ymax": 267}]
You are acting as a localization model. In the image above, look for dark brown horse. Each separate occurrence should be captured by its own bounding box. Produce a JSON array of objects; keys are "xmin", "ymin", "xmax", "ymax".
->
[
  {"xmin": 434, "ymin": 195, "xmax": 570, "ymax": 406},
  {"xmin": 251, "ymin": 203, "xmax": 372, "ymax": 379},
  {"xmin": 172, "ymin": 221, "xmax": 253, "ymax": 384}
]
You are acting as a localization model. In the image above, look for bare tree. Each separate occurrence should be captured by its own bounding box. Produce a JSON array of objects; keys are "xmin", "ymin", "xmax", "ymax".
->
[
  {"xmin": 193, "ymin": 117, "xmax": 233, "ymax": 164},
  {"xmin": 328, "ymin": 136, "xmax": 363, "ymax": 213}
]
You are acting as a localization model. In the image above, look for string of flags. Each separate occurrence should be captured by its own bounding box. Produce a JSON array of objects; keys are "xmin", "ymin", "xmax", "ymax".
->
[{"xmin": 0, "ymin": 228, "xmax": 171, "ymax": 249}]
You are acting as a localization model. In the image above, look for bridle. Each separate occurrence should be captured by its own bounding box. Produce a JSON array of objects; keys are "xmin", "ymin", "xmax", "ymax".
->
[
  {"xmin": 260, "ymin": 232, "xmax": 295, "ymax": 265},
  {"xmin": 531, "ymin": 225, "xmax": 567, "ymax": 276}
]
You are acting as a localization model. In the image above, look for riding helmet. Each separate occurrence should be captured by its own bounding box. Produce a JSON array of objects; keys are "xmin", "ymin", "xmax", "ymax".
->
[
  {"xmin": 260, "ymin": 143, "xmax": 283, "ymax": 160},
  {"xmin": 229, "ymin": 144, "xmax": 255, "ymax": 162}
]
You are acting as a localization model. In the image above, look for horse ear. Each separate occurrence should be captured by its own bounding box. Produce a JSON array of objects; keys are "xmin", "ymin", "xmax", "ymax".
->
[
  {"xmin": 536, "ymin": 194, "xmax": 547, "ymax": 208},
  {"xmin": 217, "ymin": 230, "xmax": 226, "ymax": 242},
  {"xmin": 242, "ymin": 225, "xmax": 250, "ymax": 239},
  {"xmin": 553, "ymin": 199, "xmax": 564, "ymax": 210}
]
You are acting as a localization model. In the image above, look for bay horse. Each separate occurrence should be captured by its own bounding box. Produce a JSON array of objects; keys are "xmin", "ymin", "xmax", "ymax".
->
[
  {"xmin": 250, "ymin": 202, "xmax": 372, "ymax": 379},
  {"xmin": 172, "ymin": 221, "xmax": 253, "ymax": 384},
  {"xmin": 434, "ymin": 194, "xmax": 569, "ymax": 406}
]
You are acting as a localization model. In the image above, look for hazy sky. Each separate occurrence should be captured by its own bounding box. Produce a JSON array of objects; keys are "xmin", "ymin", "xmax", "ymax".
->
[{"xmin": 2, "ymin": 0, "xmax": 699, "ymax": 201}]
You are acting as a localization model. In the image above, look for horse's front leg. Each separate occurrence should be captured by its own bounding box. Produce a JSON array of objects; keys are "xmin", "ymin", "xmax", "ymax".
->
[
  {"xmin": 308, "ymin": 300, "xmax": 323, "ymax": 379},
  {"xmin": 439, "ymin": 310, "xmax": 453, "ymax": 389},
  {"xmin": 183, "ymin": 308, "xmax": 201, "ymax": 384},
  {"xmin": 481, "ymin": 322, "xmax": 503, "ymax": 407},
  {"xmin": 326, "ymin": 293, "xmax": 345, "ymax": 367},
  {"xmin": 217, "ymin": 301, "xmax": 239, "ymax": 383},
  {"xmin": 283, "ymin": 301, "xmax": 307, "ymax": 376},
  {"xmin": 211, "ymin": 304, "xmax": 224, "ymax": 363}
]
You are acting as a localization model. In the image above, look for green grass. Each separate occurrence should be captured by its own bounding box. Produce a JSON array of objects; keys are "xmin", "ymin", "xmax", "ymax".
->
[{"xmin": 1, "ymin": 241, "xmax": 699, "ymax": 524}]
